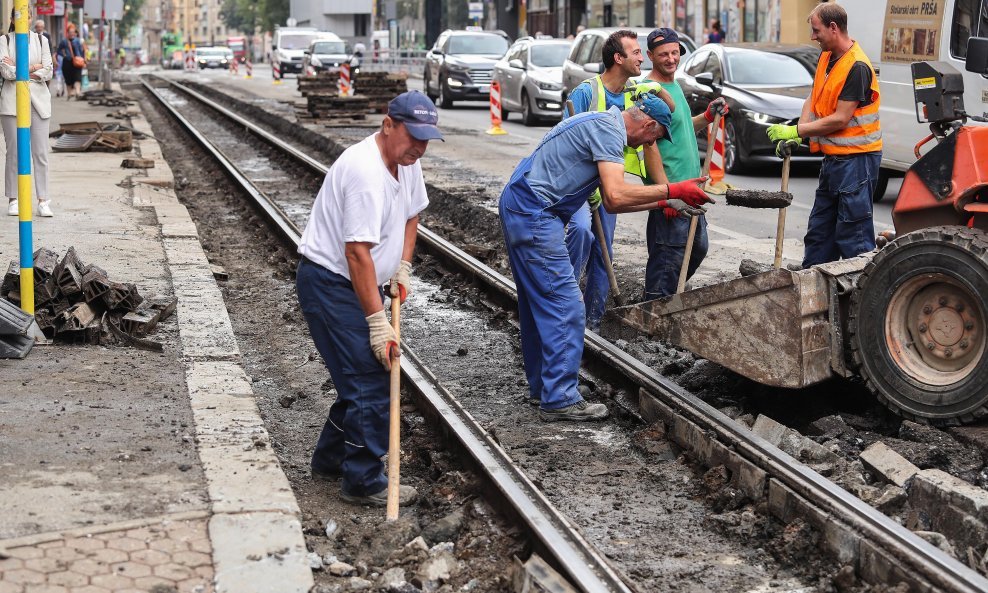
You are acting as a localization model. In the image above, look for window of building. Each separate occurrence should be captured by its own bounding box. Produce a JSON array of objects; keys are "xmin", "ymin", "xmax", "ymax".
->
[
  {"xmin": 744, "ymin": 0, "xmax": 756, "ymax": 41},
  {"xmin": 951, "ymin": 0, "xmax": 988, "ymax": 58},
  {"xmin": 354, "ymin": 13, "xmax": 369, "ymax": 38}
]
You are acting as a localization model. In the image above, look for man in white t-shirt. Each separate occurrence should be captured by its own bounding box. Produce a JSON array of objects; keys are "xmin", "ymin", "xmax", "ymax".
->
[{"xmin": 297, "ymin": 91, "xmax": 442, "ymax": 507}]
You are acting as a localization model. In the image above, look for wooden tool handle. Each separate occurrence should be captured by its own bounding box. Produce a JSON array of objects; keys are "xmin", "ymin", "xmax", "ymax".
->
[
  {"xmin": 701, "ymin": 112, "xmax": 722, "ymax": 178},
  {"xmin": 677, "ymin": 215, "xmax": 700, "ymax": 294},
  {"xmin": 592, "ymin": 207, "xmax": 625, "ymax": 306},
  {"xmin": 773, "ymin": 154, "xmax": 792, "ymax": 269},
  {"xmin": 385, "ymin": 294, "xmax": 401, "ymax": 521}
]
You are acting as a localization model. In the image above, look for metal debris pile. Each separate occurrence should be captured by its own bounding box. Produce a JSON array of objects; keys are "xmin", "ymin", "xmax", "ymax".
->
[
  {"xmin": 1, "ymin": 247, "xmax": 176, "ymax": 350},
  {"xmin": 51, "ymin": 121, "xmax": 145, "ymax": 153},
  {"xmin": 80, "ymin": 89, "xmax": 136, "ymax": 107}
]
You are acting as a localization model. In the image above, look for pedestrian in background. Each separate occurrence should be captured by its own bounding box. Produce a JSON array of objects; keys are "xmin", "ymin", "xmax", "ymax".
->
[
  {"xmin": 637, "ymin": 28, "xmax": 727, "ymax": 300},
  {"xmin": 1, "ymin": 8, "xmax": 54, "ymax": 217},
  {"xmin": 766, "ymin": 3, "xmax": 881, "ymax": 268},
  {"xmin": 296, "ymin": 91, "xmax": 443, "ymax": 507},
  {"xmin": 56, "ymin": 23, "xmax": 84, "ymax": 100},
  {"xmin": 707, "ymin": 20, "xmax": 725, "ymax": 44},
  {"xmin": 33, "ymin": 20, "xmax": 54, "ymax": 67}
]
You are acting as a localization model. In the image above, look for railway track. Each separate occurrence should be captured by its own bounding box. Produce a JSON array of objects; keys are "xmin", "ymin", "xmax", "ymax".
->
[{"xmin": 141, "ymin": 74, "xmax": 988, "ymax": 593}]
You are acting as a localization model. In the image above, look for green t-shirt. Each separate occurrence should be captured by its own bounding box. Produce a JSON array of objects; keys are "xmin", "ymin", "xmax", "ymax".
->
[{"xmin": 636, "ymin": 79, "xmax": 701, "ymax": 184}]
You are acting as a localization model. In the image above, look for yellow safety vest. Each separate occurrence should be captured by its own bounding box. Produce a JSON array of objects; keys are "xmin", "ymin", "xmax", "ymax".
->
[
  {"xmin": 579, "ymin": 75, "xmax": 646, "ymax": 178},
  {"xmin": 809, "ymin": 42, "xmax": 882, "ymax": 155}
]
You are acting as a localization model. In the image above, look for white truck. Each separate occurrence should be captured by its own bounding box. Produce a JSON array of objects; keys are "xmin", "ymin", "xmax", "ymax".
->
[
  {"xmin": 839, "ymin": 0, "xmax": 988, "ymax": 200},
  {"xmin": 271, "ymin": 26, "xmax": 323, "ymax": 79}
]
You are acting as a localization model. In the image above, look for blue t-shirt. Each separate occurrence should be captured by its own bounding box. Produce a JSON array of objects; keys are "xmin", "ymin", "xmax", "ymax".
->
[
  {"xmin": 525, "ymin": 107, "xmax": 626, "ymax": 210},
  {"xmin": 568, "ymin": 78, "xmax": 626, "ymax": 116}
]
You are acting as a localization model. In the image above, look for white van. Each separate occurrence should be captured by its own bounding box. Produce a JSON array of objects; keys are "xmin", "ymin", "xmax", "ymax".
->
[
  {"xmin": 272, "ymin": 26, "xmax": 323, "ymax": 79},
  {"xmin": 839, "ymin": 0, "xmax": 988, "ymax": 199}
]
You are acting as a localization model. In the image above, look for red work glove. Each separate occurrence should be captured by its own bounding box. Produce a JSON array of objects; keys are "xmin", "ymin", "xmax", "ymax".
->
[
  {"xmin": 667, "ymin": 177, "xmax": 714, "ymax": 208},
  {"xmin": 663, "ymin": 207, "xmax": 679, "ymax": 220},
  {"xmin": 704, "ymin": 97, "xmax": 729, "ymax": 122}
]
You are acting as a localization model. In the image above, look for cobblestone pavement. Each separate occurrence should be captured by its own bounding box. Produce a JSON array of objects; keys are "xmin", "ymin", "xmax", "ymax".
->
[{"xmin": 0, "ymin": 514, "xmax": 214, "ymax": 593}]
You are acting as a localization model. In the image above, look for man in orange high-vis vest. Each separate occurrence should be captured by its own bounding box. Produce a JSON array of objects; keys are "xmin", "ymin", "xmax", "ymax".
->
[{"xmin": 766, "ymin": 3, "xmax": 881, "ymax": 268}]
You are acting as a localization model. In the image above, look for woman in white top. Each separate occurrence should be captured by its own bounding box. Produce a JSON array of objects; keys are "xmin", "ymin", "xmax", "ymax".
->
[{"xmin": 0, "ymin": 10, "xmax": 53, "ymax": 217}]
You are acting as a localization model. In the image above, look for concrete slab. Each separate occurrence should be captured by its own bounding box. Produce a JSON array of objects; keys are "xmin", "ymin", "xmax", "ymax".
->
[
  {"xmin": 859, "ymin": 442, "xmax": 921, "ymax": 487},
  {"xmin": 209, "ymin": 512, "xmax": 313, "ymax": 593}
]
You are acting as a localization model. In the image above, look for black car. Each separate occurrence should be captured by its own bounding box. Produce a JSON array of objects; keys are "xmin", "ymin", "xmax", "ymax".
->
[
  {"xmin": 424, "ymin": 30, "xmax": 510, "ymax": 108},
  {"xmin": 675, "ymin": 43, "xmax": 822, "ymax": 173}
]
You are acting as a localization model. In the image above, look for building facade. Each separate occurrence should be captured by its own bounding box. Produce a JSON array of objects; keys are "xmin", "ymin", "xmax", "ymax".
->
[
  {"xmin": 169, "ymin": 0, "xmax": 231, "ymax": 47},
  {"xmin": 290, "ymin": 0, "xmax": 373, "ymax": 42}
]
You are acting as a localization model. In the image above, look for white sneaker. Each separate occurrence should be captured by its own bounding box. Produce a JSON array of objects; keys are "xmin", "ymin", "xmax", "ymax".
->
[
  {"xmin": 37, "ymin": 201, "xmax": 53, "ymax": 217},
  {"xmin": 7, "ymin": 199, "xmax": 16, "ymax": 216}
]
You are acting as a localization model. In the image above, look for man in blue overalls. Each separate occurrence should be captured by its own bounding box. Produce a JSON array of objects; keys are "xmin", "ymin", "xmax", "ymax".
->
[{"xmin": 500, "ymin": 94, "xmax": 712, "ymax": 422}]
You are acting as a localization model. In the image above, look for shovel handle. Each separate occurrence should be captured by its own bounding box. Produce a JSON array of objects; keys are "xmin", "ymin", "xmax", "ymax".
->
[
  {"xmin": 386, "ymin": 293, "xmax": 401, "ymax": 521},
  {"xmin": 677, "ymin": 215, "xmax": 700, "ymax": 294},
  {"xmin": 591, "ymin": 207, "xmax": 625, "ymax": 306},
  {"xmin": 701, "ymin": 112, "xmax": 722, "ymax": 179},
  {"xmin": 773, "ymin": 154, "xmax": 791, "ymax": 269}
]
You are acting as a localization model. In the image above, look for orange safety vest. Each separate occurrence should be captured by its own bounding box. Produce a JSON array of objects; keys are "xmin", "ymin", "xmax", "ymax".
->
[{"xmin": 809, "ymin": 41, "xmax": 882, "ymax": 155}]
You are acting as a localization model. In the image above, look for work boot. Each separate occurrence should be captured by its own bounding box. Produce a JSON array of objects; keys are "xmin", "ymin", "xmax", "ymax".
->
[
  {"xmin": 341, "ymin": 484, "xmax": 418, "ymax": 507},
  {"xmin": 539, "ymin": 399, "xmax": 609, "ymax": 422},
  {"xmin": 311, "ymin": 465, "xmax": 341, "ymax": 482}
]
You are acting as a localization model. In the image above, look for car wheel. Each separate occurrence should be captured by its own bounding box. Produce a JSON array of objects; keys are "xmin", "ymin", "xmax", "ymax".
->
[
  {"xmin": 501, "ymin": 102, "xmax": 510, "ymax": 121},
  {"xmin": 723, "ymin": 118, "xmax": 745, "ymax": 174},
  {"xmin": 874, "ymin": 168, "xmax": 891, "ymax": 203},
  {"xmin": 521, "ymin": 91, "xmax": 537, "ymax": 126},
  {"xmin": 439, "ymin": 78, "xmax": 455, "ymax": 109},
  {"xmin": 425, "ymin": 68, "xmax": 438, "ymax": 101}
]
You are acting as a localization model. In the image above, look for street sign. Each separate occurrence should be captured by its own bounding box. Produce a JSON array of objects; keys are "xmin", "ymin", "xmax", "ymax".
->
[
  {"xmin": 286, "ymin": 17, "xmax": 297, "ymax": 27},
  {"xmin": 36, "ymin": 0, "xmax": 55, "ymax": 16},
  {"xmin": 52, "ymin": 1, "xmax": 65, "ymax": 16},
  {"xmin": 468, "ymin": 1, "xmax": 483, "ymax": 19},
  {"xmin": 83, "ymin": 0, "xmax": 124, "ymax": 20}
]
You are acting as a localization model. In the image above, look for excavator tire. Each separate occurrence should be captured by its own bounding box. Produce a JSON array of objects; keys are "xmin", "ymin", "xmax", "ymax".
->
[{"xmin": 849, "ymin": 226, "xmax": 988, "ymax": 425}]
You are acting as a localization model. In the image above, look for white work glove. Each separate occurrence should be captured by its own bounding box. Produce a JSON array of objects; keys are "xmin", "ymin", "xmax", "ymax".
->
[
  {"xmin": 366, "ymin": 310, "xmax": 398, "ymax": 370},
  {"xmin": 390, "ymin": 260, "xmax": 412, "ymax": 303}
]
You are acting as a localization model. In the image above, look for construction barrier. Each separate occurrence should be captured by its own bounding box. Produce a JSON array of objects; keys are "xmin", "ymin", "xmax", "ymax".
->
[
  {"xmin": 229, "ymin": 59, "xmax": 238, "ymax": 75},
  {"xmin": 272, "ymin": 60, "xmax": 282, "ymax": 84},
  {"xmin": 485, "ymin": 81, "xmax": 507, "ymax": 136},
  {"xmin": 244, "ymin": 59, "xmax": 253, "ymax": 79},
  {"xmin": 338, "ymin": 63, "xmax": 351, "ymax": 97},
  {"xmin": 708, "ymin": 115, "xmax": 726, "ymax": 185},
  {"xmin": 184, "ymin": 46, "xmax": 195, "ymax": 71}
]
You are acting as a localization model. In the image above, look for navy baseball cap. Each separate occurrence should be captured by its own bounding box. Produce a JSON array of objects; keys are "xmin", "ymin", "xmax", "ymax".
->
[
  {"xmin": 637, "ymin": 92, "xmax": 674, "ymax": 143},
  {"xmin": 388, "ymin": 91, "xmax": 444, "ymax": 141},
  {"xmin": 647, "ymin": 27, "xmax": 686, "ymax": 53}
]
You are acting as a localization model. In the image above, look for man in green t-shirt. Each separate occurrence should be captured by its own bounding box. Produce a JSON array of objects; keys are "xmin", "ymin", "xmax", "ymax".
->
[{"xmin": 637, "ymin": 28, "xmax": 727, "ymax": 299}]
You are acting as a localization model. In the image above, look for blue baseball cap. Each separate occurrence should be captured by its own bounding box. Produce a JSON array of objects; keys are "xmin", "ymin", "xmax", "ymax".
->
[
  {"xmin": 388, "ymin": 91, "xmax": 444, "ymax": 141},
  {"xmin": 637, "ymin": 92, "xmax": 674, "ymax": 143},
  {"xmin": 647, "ymin": 27, "xmax": 686, "ymax": 54}
]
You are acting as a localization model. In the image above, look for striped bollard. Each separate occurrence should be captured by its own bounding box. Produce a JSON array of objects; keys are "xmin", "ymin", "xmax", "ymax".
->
[
  {"xmin": 703, "ymin": 115, "xmax": 730, "ymax": 194},
  {"xmin": 229, "ymin": 59, "xmax": 238, "ymax": 75},
  {"xmin": 338, "ymin": 63, "xmax": 351, "ymax": 97},
  {"xmin": 184, "ymin": 46, "xmax": 195, "ymax": 71},
  {"xmin": 244, "ymin": 59, "xmax": 253, "ymax": 79},
  {"xmin": 485, "ymin": 81, "xmax": 507, "ymax": 136},
  {"xmin": 272, "ymin": 60, "xmax": 282, "ymax": 84},
  {"xmin": 13, "ymin": 1, "xmax": 33, "ymax": 314}
]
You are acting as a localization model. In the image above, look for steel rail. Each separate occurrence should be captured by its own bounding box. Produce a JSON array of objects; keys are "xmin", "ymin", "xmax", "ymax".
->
[
  {"xmin": 142, "ymin": 77, "xmax": 635, "ymax": 593},
  {"xmin": 147, "ymin": 76, "xmax": 988, "ymax": 593}
]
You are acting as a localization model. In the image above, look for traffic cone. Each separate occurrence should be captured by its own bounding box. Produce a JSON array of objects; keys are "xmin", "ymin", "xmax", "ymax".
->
[
  {"xmin": 704, "ymin": 116, "xmax": 730, "ymax": 195},
  {"xmin": 485, "ymin": 81, "xmax": 507, "ymax": 136}
]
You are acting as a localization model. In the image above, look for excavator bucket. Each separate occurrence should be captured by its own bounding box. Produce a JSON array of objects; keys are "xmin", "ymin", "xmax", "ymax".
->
[{"xmin": 610, "ymin": 258, "xmax": 871, "ymax": 389}]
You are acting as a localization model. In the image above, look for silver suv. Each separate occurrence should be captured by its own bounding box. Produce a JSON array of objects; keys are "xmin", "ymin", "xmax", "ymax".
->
[
  {"xmin": 561, "ymin": 27, "xmax": 696, "ymax": 102},
  {"xmin": 492, "ymin": 37, "xmax": 572, "ymax": 126},
  {"xmin": 424, "ymin": 30, "xmax": 510, "ymax": 108}
]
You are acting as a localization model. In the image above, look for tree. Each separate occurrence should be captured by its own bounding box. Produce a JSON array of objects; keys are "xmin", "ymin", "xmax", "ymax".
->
[
  {"xmin": 119, "ymin": 0, "xmax": 146, "ymax": 40},
  {"xmin": 220, "ymin": 0, "xmax": 289, "ymax": 34}
]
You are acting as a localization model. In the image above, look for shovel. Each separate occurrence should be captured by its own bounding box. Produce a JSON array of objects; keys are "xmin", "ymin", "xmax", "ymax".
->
[
  {"xmin": 386, "ymin": 286, "xmax": 402, "ymax": 521},
  {"xmin": 676, "ymin": 110, "xmax": 722, "ymax": 294}
]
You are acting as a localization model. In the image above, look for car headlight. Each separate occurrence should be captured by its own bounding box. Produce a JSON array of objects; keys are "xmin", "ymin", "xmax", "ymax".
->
[
  {"xmin": 198, "ymin": 59, "xmax": 205, "ymax": 63},
  {"xmin": 446, "ymin": 62, "xmax": 469, "ymax": 73},
  {"xmin": 310, "ymin": 56, "xmax": 322, "ymax": 67},
  {"xmin": 741, "ymin": 109, "xmax": 785, "ymax": 125},
  {"xmin": 536, "ymin": 80, "xmax": 562, "ymax": 91}
]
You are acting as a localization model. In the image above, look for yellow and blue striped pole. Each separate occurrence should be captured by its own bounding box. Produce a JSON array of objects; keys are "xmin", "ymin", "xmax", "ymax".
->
[{"xmin": 14, "ymin": 0, "xmax": 34, "ymax": 314}]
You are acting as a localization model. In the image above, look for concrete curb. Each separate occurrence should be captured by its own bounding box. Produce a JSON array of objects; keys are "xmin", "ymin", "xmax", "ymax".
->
[{"xmin": 129, "ymin": 110, "xmax": 314, "ymax": 593}]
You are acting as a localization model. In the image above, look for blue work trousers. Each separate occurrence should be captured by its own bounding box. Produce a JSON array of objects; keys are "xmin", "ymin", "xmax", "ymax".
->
[
  {"xmin": 565, "ymin": 202, "xmax": 616, "ymax": 330},
  {"xmin": 296, "ymin": 259, "xmax": 389, "ymax": 497},
  {"xmin": 803, "ymin": 152, "xmax": 881, "ymax": 268},
  {"xmin": 644, "ymin": 212, "xmax": 709, "ymax": 300},
  {"xmin": 500, "ymin": 202, "xmax": 585, "ymax": 410}
]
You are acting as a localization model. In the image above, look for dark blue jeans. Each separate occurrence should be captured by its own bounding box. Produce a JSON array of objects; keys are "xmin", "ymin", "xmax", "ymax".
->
[
  {"xmin": 803, "ymin": 152, "xmax": 881, "ymax": 268},
  {"xmin": 296, "ymin": 259, "xmax": 389, "ymax": 497},
  {"xmin": 644, "ymin": 212, "xmax": 709, "ymax": 300},
  {"xmin": 564, "ymin": 202, "xmax": 616, "ymax": 331}
]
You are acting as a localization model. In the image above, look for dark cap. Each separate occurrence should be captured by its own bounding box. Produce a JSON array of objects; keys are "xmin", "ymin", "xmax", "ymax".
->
[
  {"xmin": 646, "ymin": 27, "xmax": 685, "ymax": 53},
  {"xmin": 636, "ymin": 92, "xmax": 674, "ymax": 143},
  {"xmin": 387, "ymin": 91, "xmax": 444, "ymax": 141}
]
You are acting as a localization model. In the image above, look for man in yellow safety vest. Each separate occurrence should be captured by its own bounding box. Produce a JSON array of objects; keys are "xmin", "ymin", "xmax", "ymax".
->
[{"xmin": 767, "ymin": 3, "xmax": 882, "ymax": 268}]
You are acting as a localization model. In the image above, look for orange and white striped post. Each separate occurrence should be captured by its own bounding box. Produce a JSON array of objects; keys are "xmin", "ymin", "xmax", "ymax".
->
[
  {"xmin": 229, "ymin": 58, "xmax": 239, "ymax": 76},
  {"xmin": 272, "ymin": 60, "xmax": 282, "ymax": 84},
  {"xmin": 338, "ymin": 63, "xmax": 351, "ymax": 97},
  {"xmin": 486, "ymin": 81, "xmax": 507, "ymax": 136},
  {"xmin": 244, "ymin": 58, "xmax": 253, "ymax": 79},
  {"xmin": 704, "ymin": 115, "xmax": 728, "ymax": 193}
]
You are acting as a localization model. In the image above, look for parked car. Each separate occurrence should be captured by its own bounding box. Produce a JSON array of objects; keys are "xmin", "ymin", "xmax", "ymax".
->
[
  {"xmin": 196, "ymin": 47, "xmax": 234, "ymax": 69},
  {"xmin": 493, "ymin": 37, "xmax": 572, "ymax": 125},
  {"xmin": 424, "ymin": 30, "xmax": 510, "ymax": 108},
  {"xmin": 675, "ymin": 43, "xmax": 821, "ymax": 173},
  {"xmin": 561, "ymin": 27, "xmax": 696, "ymax": 100},
  {"xmin": 272, "ymin": 26, "xmax": 322, "ymax": 79},
  {"xmin": 302, "ymin": 36, "xmax": 351, "ymax": 76}
]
